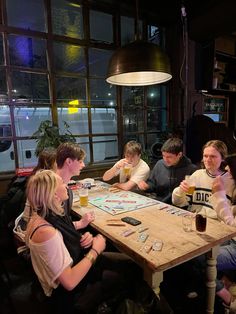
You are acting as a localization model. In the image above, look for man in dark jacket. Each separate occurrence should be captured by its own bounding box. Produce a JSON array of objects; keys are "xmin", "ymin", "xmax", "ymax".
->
[{"xmin": 138, "ymin": 138, "xmax": 198, "ymax": 204}]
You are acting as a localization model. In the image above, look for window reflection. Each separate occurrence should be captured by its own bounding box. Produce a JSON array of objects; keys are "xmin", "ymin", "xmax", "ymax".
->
[
  {"xmin": 121, "ymin": 16, "xmax": 135, "ymax": 45},
  {"xmin": 13, "ymin": 107, "xmax": 52, "ymax": 136},
  {"xmin": 0, "ymin": 70, "xmax": 7, "ymax": 95},
  {"xmin": 12, "ymin": 72, "xmax": 49, "ymax": 103},
  {"xmin": 17, "ymin": 139, "xmax": 38, "ymax": 168},
  {"xmin": 89, "ymin": 49, "xmax": 113, "ymax": 77},
  {"xmin": 91, "ymin": 108, "xmax": 117, "ymax": 134},
  {"xmin": 0, "ymin": 35, "xmax": 4, "ymax": 65},
  {"xmin": 90, "ymin": 79, "xmax": 116, "ymax": 107},
  {"xmin": 122, "ymin": 87, "xmax": 144, "ymax": 133},
  {"xmin": 53, "ymin": 42, "xmax": 86, "ymax": 74},
  {"xmin": 93, "ymin": 136, "xmax": 118, "ymax": 162},
  {"xmin": 9, "ymin": 35, "xmax": 47, "ymax": 68},
  {"xmin": 76, "ymin": 137, "xmax": 90, "ymax": 164},
  {"xmin": 0, "ymin": 2, "xmax": 167, "ymax": 171},
  {"xmin": 56, "ymin": 77, "xmax": 86, "ymax": 105},
  {"xmin": 90, "ymin": 10, "xmax": 113, "ymax": 43},
  {"xmin": 57, "ymin": 107, "xmax": 89, "ymax": 135},
  {"xmin": 6, "ymin": 0, "xmax": 45, "ymax": 32},
  {"xmin": 51, "ymin": 0, "xmax": 84, "ymax": 39}
]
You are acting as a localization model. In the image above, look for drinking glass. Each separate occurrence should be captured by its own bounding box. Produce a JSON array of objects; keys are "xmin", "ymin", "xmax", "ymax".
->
[
  {"xmin": 195, "ymin": 207, "xmax": 207, "ymax": 232},
  {"xmin": 79, "ymin": 188, "xmax": 89, "ymax": 207},
  {"xmin": 123, "ymin": 163, "xmax": 132, "ymax": 180},
  {"xmin": 182, "ymin": 214, "xmax": 193, "ymax": 232},
  {"xmin": 185, "ymin": 175, "xmax": 195, "ymax": 195}
]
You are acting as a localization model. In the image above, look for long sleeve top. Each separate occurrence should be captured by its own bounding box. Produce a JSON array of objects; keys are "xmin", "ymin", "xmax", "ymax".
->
[
  {"xmin": 172, "ymin": 169, "xmax": 235, "ymax": 219},
  {"xmin": 146, "ymin": 155, "xmax": 197, "ymax": 204}
]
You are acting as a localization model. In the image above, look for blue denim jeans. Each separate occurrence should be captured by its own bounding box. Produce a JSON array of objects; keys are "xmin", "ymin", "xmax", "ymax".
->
[
  {"xmin": 216, "ymin": 239, "xmax": 236, "ymax": 292},
  {"xmin": 217, "ymin": 239, "xmax": 236, "ymax": 271}
]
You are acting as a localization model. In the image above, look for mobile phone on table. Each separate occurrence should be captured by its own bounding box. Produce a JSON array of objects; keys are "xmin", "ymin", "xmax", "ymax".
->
[{"xmin": 121, "ymin": 216, "xmax": 141, "ymax": 226}]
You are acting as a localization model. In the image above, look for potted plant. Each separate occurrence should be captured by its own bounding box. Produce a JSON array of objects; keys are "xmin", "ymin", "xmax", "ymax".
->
[{"xmin": 32, "ymin": 120, "xmax": 76, "ymax": 157}]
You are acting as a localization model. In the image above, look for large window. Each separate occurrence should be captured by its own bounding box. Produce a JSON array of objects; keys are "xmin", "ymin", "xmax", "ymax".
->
[{"xmin": 0, "ymin": 0, "xmax": 167, "ymax": 173}]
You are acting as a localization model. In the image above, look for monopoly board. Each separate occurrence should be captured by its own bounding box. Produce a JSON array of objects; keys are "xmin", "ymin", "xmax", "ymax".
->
[{"xmin": 88, "ymin": 191, "xmax": 160, "ymax": 215}]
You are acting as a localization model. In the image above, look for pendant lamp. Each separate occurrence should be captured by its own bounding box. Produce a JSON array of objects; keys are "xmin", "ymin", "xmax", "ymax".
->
[{"xmin": 106, "ymin": 1, "xmax": 172, "ymax": 86}]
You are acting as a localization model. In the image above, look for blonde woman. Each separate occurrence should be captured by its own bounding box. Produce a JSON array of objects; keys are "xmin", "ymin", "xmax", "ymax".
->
[{"xmin": 26, "ymin": 170, "xmax": 171, "ymax": 314}]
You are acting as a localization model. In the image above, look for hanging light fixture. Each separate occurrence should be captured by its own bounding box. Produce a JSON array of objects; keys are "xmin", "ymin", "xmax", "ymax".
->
[{"xmin": 106, "ymin": 0, "xmax": 172, "ymax": 86}]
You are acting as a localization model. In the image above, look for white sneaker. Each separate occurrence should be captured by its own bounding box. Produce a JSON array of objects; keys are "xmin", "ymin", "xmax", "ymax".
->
[{"xmin": 187, "ymin": 291, "xmax": 198, "ymax": 299}]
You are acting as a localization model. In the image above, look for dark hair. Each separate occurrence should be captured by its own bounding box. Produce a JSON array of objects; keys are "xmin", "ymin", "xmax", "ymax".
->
[
  {"xmin": 124, "ymin": 141, "xmax": 142, "ymax": 156},
  {"xmin": 32, "ymin": 148, "xmax": 57, "ymax": 174},
  {"xmin": 161, "ymin": 138, "xmax": 183, "ymax": 155},
  {"xmin": 56, "ymin": 142, "xmax": 86, "ymax": 168},
  {"xmin": 226, "ymin": 154, "xmax": 236, "ymax": 183}
]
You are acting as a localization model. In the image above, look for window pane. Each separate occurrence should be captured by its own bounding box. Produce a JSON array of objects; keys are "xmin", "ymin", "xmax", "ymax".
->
[
  {"xmin": 91, "ymin": 108, "xmax": 117, "ymax": 134},
  {"xmin": 56, "ymin": 77, "xmax": 86, "ymax": 105},
  {"xmin": 6, "ymin": 0, "xmax": 45, "ymax": 32},
  {"xmin": 0, "ymin": 69, "xmax": 7, "ymax": 95},
  {"xmin": 123, "ymin": 108, "xmax": 144, "ymax": 133},
  {"xmin": 148, "ymin": 25, "xmax": 161, "ymax": 45},
  {"xmin": 93, "ymin": 136, "xmax": 118, "ymax": 162},
  {"xmin": 89, "ymin": 48, "xmax": 113, "ymax": 77},
  {"xmin": 76, "ymin": 137, "xmax": 90, "ymax": 164},
  {"xmin": 9, "ymin": 35, "xmax": 47, "ymax": 68},
  {"xmin": 17, "ymin": 139, "xmax": 38, "ymax": 168},
  {"xmin": 0, "ymin": 105, "xmax": 11, "ymax": 137},
  {"xmin": 90, "ymin": 79, "xmax": 116, "ymax": 107},
  {"xmin": 53, "ymin": 42, "xmax": 86, "ymax": 74},
  {"xmin": 51, "ymin": 0, "xmax": 84, "ymax": 39},
  {"xmin": 0, "ymin": 105, "xmax": 14, "ymax": 171},
  {"xmin": 13, "ymin": 107, "xmax": 52, "ymax": 136},
  {"xmin": 147, "ymin": 108, "xmax": 162, "ymax": 131},
  {"xmin": 147, "ymin": 85, "xmax": 167, "ymax": 131},
  {"xmin": 123, "ymin": 134, "xmax": 145, "ymax": 149},
  {"xmin": 57, "ymin": 107, "xmax": 89, "ymax": 135},
  {"xmin": 0, "ymin": 141, "xmax": 15, "ymax": 171},
  {"xmin": 122, "ymin": 87, "xmax": 144, "ymax": 133},
  {"xmin": 121, "ymin": 16, "xmax": 134, "ymax": 45},
  {"xmin": 90, "ymin": 10, "xmax": 113, "ymax": 43},
  {"xmin": 0, "ymin": 35, "xmax": 4, "ymax": 65},
  {"xmin": 12, "ymin": 72, "xmax": 49, "ymax": 103},
  {"xmin": 147, "ymin": 86, "xmax": 161, "ymax": 107}
]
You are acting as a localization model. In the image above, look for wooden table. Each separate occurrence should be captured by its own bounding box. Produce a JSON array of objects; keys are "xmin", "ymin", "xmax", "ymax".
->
[{"xmin": 72, "ymin": 185, "xmax": 236, "ymax": 314}]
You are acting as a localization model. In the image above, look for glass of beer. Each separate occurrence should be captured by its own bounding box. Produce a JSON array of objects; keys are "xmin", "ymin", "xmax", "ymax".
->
[
  {"xmin": 185, "ymin": 175, "xmax": 195, "ymax": 195},
  {"xmin": 123, "ymin": 163, "xmax": 132, "ymax": 180},
  {"xmin": 79, "ymin": 188, "xmax": 89, "ymax": 207},
  {"xmin": 195, "ymin": 207, "xmax": 207, "ymax": 232}
]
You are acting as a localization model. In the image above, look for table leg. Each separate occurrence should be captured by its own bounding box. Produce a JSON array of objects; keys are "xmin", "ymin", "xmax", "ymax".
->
[
  {"xmin": 206, "ymin": 246, "xmax": 219, "ymax": 314},
  {"xmin": 143, "ymin": 269, "xmax": 163, "ymax": 296}
]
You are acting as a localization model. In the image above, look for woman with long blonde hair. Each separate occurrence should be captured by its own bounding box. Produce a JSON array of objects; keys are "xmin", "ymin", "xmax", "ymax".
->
[{"xmin": 26, "ymin": 170, "xmax": 171, "ymax": 314}]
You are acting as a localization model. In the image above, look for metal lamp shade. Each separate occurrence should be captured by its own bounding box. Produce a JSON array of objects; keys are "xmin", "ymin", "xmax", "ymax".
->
[{"xmin": 106, "ymin": 40, "xmax": 172, "ymax": 86}]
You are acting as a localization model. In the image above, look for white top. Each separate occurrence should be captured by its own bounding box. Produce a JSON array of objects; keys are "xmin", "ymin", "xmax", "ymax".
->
[
  {"xmin": 27, "ymin": 229, "xmax": 73, "ymax": 296},
  {"xmin": 210, "ymin": 190, "xmax": 236, "ymax": 241},
  {"xmin": 118, "ymin": 159, "xmax": 150, "ymax": 184},
  {"xmin": 172, "ymin": 169, "xmax": 235, "ymax": 219},
  {"xmin": 210, "ymin": 191, "xmax": 236, "ymax": 226}
]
